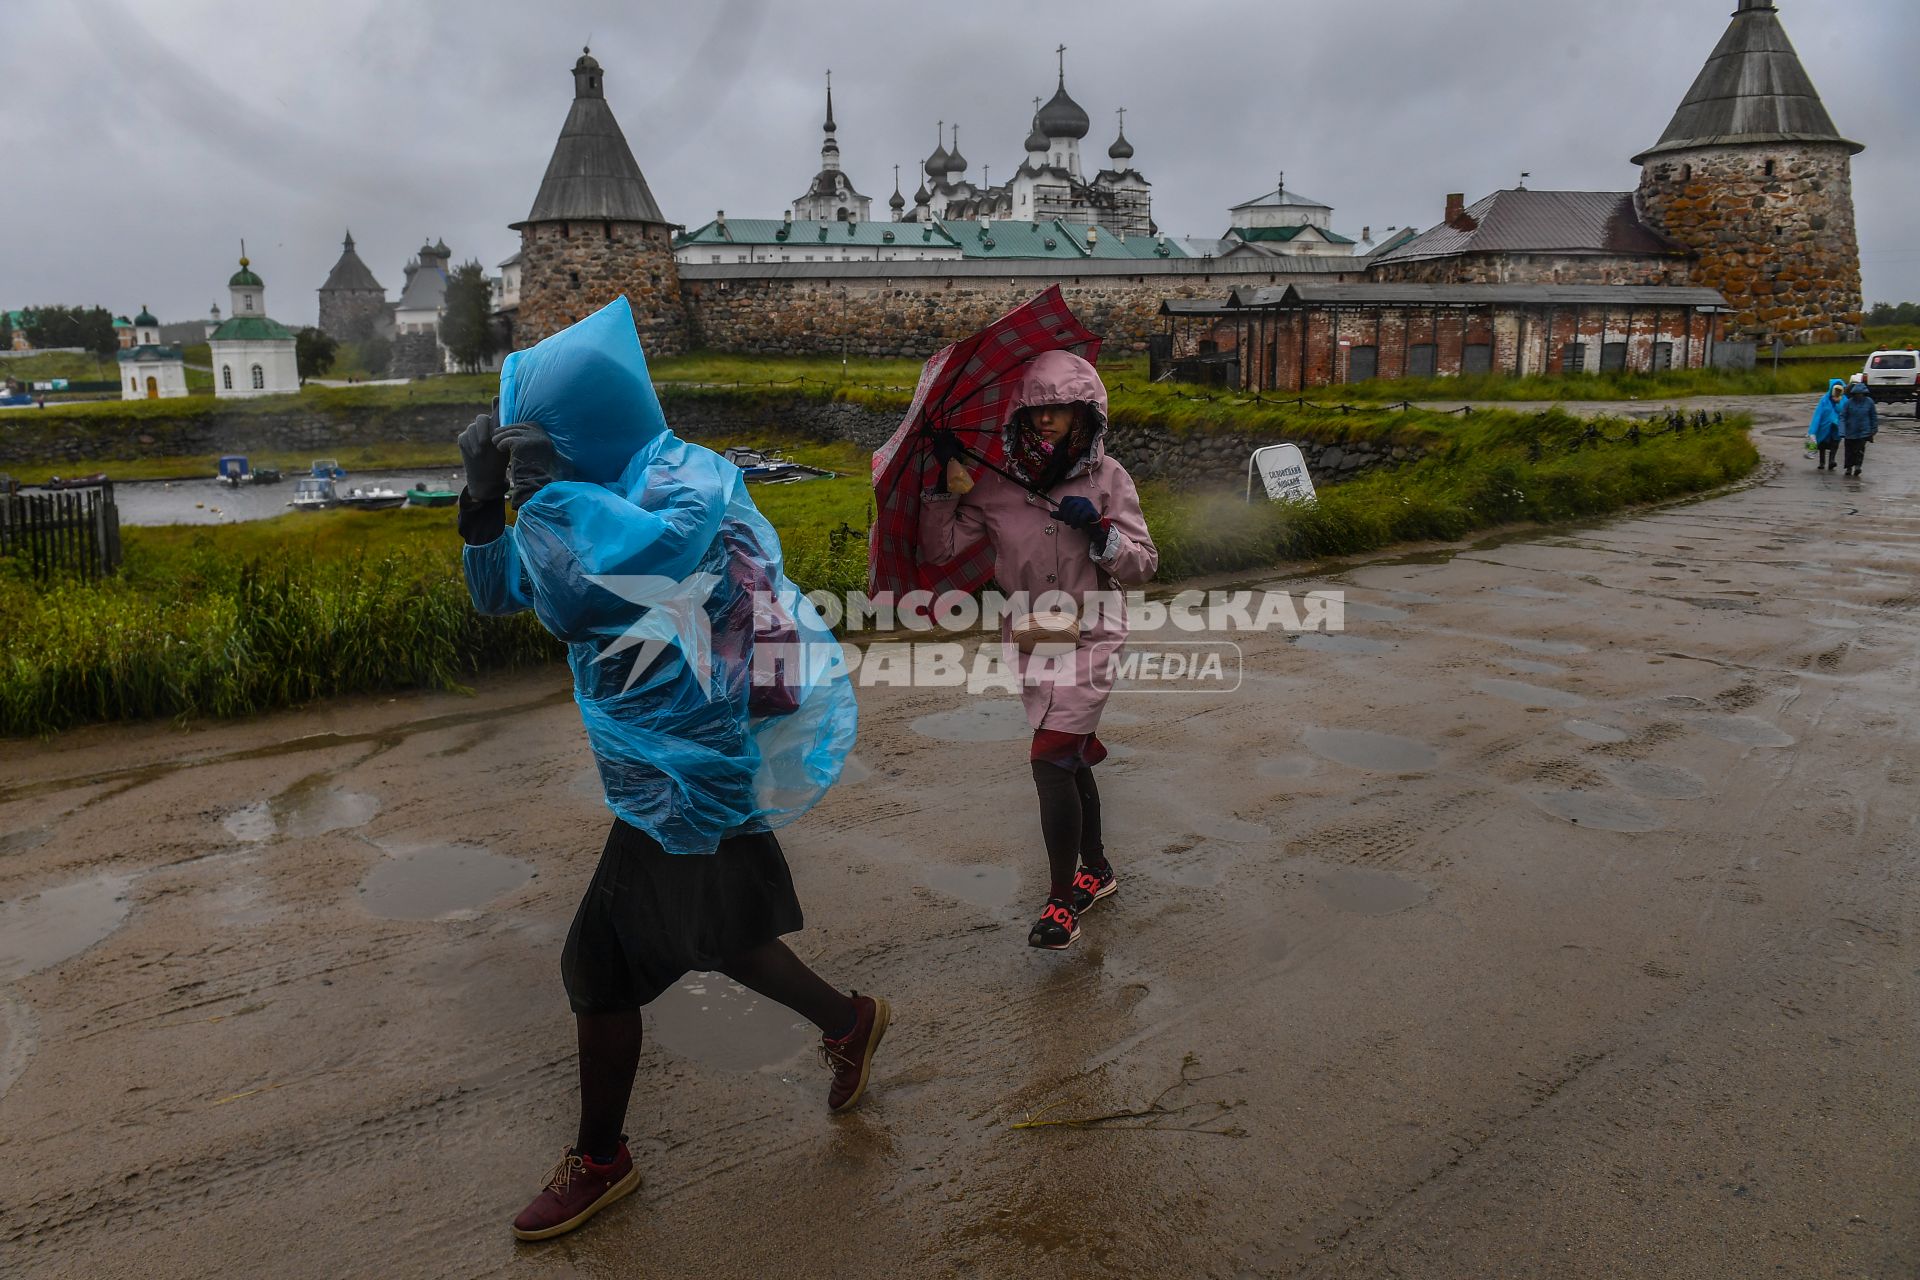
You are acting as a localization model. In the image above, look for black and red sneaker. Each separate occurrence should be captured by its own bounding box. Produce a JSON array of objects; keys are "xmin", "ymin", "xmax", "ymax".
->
[
  {"xmin": 1027, "ymin": 895, "xmax": 1080, "ymax": 950},
  {"xmin": 821, "ymin": 992, "xmax": 891, "ymax": 1113},
  {"xmin": 1071, "ymin": 863, "xmax": 1117, "ymax": 915},
  {"xmin": 511, "ymin": 1140, "xmax": 640, "ymax": 1241}
]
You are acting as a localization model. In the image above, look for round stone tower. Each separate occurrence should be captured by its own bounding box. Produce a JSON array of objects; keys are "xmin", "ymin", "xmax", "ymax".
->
[
  {"xmin": 1633, "ymin": 0, "xmax": 1864, "ymax": 344},
  {"xmin": 316, "ymin": 230, "xmax": 388, "ymax": 343},
  {"xmin": 511, "ymin": 48, "xmax": 686, "ymax": 354}
]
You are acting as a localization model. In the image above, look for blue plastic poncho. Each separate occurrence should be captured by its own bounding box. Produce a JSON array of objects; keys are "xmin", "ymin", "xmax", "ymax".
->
[
  {"xmin": 1808, "ymin": 379, "xmax": 1845, "ymax": 445},
  {"xmin": 463, "ymin": 297, "xmax": 857, "ymax": 854}
]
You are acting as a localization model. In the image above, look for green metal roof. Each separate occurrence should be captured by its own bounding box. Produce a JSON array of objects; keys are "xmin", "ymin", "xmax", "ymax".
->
[
  {"xmin": 118, "ymin": 343, "xmax": 184, "ymax": 362},
  {"xmin": 113, "ymin": 315, "xmax": 133, "ymax": 328},
  {"xmin": 675, "ymin": 218, "xmax": 961, "ymax": 250},
  {"xmin": 228, "ymin": 259, "xmax": 265, "ymax": 287},
  {"xmin": 209, "ymin": 315, "xmax": 295, "ymax": 342},
  {"xmin": 1232, "ymin": 224, "xmax": 1356, "ymax": 245},
  {"xmin": 134, "ymin": 306, "xmax": 159, "ymax": 326},
  {"xmin": 937, "ymin": 218, "xmax": 1186, "ymax": 260}
]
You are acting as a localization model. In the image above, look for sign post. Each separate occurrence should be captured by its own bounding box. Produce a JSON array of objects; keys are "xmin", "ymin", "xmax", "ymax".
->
[{"xmin": 1245, "ymin": 443, "xmax": 1318, "ymax": 504}]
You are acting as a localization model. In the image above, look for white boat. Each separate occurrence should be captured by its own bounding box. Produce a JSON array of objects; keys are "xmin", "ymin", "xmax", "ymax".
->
[
  {"xmin": 338, "ymin": 485, "xmax": 406, "ymax": 511},
  {"xmin": 291, "ymin": 477, "xmax": 338, "ymax": 510}
]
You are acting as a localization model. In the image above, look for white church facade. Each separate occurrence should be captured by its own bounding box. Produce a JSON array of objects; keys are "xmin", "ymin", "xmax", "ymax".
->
[
  {"xmin": 208, "ymin": 251, "xmax": 299, "ymax": 398},
  {"xmin": 116, "ymin": 306, "xmax": 188, "ymax": 400}
]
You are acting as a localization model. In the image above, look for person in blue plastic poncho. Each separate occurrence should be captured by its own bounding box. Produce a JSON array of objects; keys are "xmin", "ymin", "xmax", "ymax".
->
[
  {"xmin": 456, "ymin": 298, "xmax": 886, "ymax": 1241},
  {"xmin": 1807, "ymin": 378, "xmax": 1845, "ymax": 471},
  {"xmin": 1837, "ymin": 374, "xmax": 1878, "ymax": 477}
]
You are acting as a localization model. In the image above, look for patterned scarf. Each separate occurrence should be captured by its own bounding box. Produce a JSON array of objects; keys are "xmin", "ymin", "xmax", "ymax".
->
[{"xmin": 1007, "ymin": 411, "xmax": 1088, "ymax": 493}]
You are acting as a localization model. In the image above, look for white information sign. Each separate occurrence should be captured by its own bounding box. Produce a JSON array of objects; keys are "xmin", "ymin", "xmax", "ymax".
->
[{"xmin": 1246, "ymin": 443, "xmax": 1318, "ymax": 504}]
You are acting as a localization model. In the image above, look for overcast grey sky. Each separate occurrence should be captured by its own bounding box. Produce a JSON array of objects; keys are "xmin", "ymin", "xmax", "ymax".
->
[{"xmin": 7, "ymin": 0, "xmax": 1914, "ymax": 327}]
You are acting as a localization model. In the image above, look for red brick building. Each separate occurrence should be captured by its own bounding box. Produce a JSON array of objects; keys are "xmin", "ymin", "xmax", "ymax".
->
[{"xmin": 1162, "ymin": 282, "xmax": 1730, "ymax": 391}]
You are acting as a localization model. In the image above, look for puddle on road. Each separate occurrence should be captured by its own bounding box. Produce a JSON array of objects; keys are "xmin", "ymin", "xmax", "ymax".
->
[
  {"xmin": 1140, "ymin": 843, "xmax": 1229, "ymax": 888},
  {"xmin": 0, "ymin": 827, "xmax": 54, "ymax": 856},
  {"xmin": 922, "ymin": 863, "xmax": 1020, "ymax": 908},
  {"xmin": 1384, "ymin": 589, "xmax": 1441, "ymax": 604},
  {"xmin": 0, "ymin": 873, "xmax": 136, "ymax": 981},
  {"xmin": 1292, "ymin": 633, "xmax": 1392, "ymax": 656},
  {"xmin": 1500, "ymin": 658, "xmax": 1567, "ymax": 677},
  {"xmin": 356, "ymin": 843, "xmax": 533, "ymax": 920},
  {"xmin": 223, "ymin": 781, "xmax": 380, "ymax": 842},
  {"xmin": 648, "ymin": 975, "xmax": 809, "ymax": 1072},
  {"xmin": 1185, "ymin": 811, "xmax": 1271, "ymax": 843},
  {"xmin": 1473, "ymin": 679, "xmax": 1586, "ymax": 709},
  {"xmin": 1809, "ymin": 617, "xmax": 1864, "ymax": 630},
  {"xmin": 1693, "ymin": 716, "xmax": 1796, "ymax": 748},
  {"xmin": 1495, "ymin": 585, "xmax": 1569, "ymax": 600},
  {"xmin": 1606, "ymin": 761, "xmax": 1708, "ymax": 800},
  {"xmin": 1528, "ymin": 789, "xmax": 1662, "ymax": 832},
  {"xmin": 1338, "ymin": 601, "xmax": 1411, "ymax": 623},
  {"xmin": 1497, "ymin": 637, "xmax": 1590, "ymax": 657},
  {"xmin": 1258, "ymin": 755, "xmax": 1317, "ymax": 779},
  {"xmin": 1563, "ymin": 719, "xmax": 1631, "ymax": 744},
  {"xmin": 910, "ymin": 700, "xmax": 1030, "ymax": 742},
  {"xmin": 1313, "ymin": 866, "xmax": 1430, "ymax": 915},
  {"xmin": 1302, "ymin": 728, "xmax": 1438, "ymax": 773}
]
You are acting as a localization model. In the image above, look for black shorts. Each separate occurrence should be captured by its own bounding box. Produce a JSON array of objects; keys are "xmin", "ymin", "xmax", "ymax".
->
[{"xmin": 561, "ymin": 820, "xmax": 805, "ymax": 1014}]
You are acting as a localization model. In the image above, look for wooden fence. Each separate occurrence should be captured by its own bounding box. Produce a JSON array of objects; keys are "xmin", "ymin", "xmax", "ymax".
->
[{"xmin": 0, "ymin": 484, "xmax": 123, "ymax": 579}]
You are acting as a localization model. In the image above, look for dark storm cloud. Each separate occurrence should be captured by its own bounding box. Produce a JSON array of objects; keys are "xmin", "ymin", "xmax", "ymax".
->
[{"xmin": 7, "ymin": 0, "xmax": 1912, "ymax": 326}]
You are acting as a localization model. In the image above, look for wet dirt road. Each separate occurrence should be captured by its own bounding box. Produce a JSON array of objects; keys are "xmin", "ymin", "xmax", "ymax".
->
[{"xmin": 2, "ymin": 395, "xmax": 1915, "ymax": 1278}]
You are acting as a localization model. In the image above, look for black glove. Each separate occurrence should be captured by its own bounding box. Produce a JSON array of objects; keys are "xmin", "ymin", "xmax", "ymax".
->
[
  {"xmin": 1052, "ymin": 496, "xmax": 1110, "ymax": 552},
  {"xmin": 931, "ymin": 430, "xmax": 964, "ymax": 466},
  {"xmin": 458, "ymin": 396, "xmax": 509, "ymax": 502},
  {"xmin": 492, "ymin": 420, "xmax": 565, "ymax": 508}
]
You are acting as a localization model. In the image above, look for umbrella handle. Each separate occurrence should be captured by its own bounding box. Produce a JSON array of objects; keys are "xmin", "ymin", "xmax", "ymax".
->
[{"xmin": 945, "ymin": 435, "xmax": 1051, "ymax": 502}]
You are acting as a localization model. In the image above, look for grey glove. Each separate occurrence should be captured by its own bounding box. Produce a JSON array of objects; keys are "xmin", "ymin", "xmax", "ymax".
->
[
  {"xmin": 458, "ymin": 397, "xmax": 509, "ymax": 502},
  {"xmin": 492, "ymin": 419, "xmax": 565, "ymax": 508}
]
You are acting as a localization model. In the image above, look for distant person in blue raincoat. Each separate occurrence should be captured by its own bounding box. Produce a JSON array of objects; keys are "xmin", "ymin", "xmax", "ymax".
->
[
  {"xmin": 456, "ymin": 298, "xmax": 887, "ymax": 1242},
  {"xmin": 1808, "ymin": 378, "xmax": 1844, "ymax": 470},
  {"xmin": 1838, "ymin": 373, "xmax": 1878, "ymax": 477}
]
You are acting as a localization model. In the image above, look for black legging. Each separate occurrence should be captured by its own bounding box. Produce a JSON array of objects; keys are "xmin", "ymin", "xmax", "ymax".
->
[
  {"xmin": 573, "ymin": 939, "xmax": 853, "ymax": 1160},
  {"xmin": 1843, "ymin": 437, "xmax": 1867, "ymax": 471},
  {"xmin": 1032, "ymin": 762, "xmax": 1107, "ymax": 898},
  {"xmin": 1817, "ymin": 443, "xmax": 1838, "ymax": 468}
]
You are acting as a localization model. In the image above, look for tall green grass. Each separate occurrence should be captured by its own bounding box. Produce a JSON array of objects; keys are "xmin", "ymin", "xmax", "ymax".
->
[{"xmin": 0, "ymin": 409, "xmax": 1757, "ymax": 735}]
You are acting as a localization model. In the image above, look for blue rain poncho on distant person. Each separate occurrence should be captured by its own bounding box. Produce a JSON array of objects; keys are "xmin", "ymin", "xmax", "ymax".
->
[{"xmin": 462, "ymin": 297, "xmax": 857, "ymax": 854}]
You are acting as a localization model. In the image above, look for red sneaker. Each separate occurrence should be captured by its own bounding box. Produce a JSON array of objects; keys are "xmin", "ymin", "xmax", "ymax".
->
[
  {"xmin": 1071, "ymin": 863, "xmax": 1117, "ymax": 915},
  {"xmin": 511, "ymin": 1141, "xmax": 640, "ymax": 1241},
  {"xmin": 821, "ymin": 992, "xmax": 891, "ymax": 1113}
]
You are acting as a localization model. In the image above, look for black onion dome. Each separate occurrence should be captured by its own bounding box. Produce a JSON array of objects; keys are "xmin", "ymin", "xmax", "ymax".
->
[
  {"xmin": 1037, "ymin": 80, "xmax": 1089, "ymax": 140},
  {"xmin": 1024, "ymin": 114, "xmax": 1048, "ymax": 153},
  {"xmin": 1108, "ymin": 128, "xmax": 1133, "ymax": 161}
]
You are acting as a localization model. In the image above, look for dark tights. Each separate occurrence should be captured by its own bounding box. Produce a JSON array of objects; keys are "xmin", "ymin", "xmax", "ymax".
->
[
  {"xmin": 1031, "ymin": 762, "xmax": 1107, "ymax": 899},
  {"xmin": 1817, "ymin": 444, "xmax": 1838, "ymax": 469},
  {"xmin": 573, "ymin": 939, "xmax": 855, "ymax": 1160}
]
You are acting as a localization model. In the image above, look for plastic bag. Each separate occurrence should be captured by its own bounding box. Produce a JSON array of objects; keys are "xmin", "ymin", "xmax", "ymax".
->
[{"xmin": 465, "ymin": 297, "xmax": 857, "ymax": 853}]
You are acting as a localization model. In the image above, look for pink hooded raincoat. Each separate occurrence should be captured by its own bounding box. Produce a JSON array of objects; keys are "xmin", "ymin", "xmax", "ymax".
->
[{"xmin": 917, "ymin": 350, "xmax": 1158, "ymax": 733}]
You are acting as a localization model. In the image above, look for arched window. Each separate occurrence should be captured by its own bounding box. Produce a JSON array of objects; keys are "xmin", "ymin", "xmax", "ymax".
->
[
  {"xmin": 222, "ymin": 365, "xmax": 233, "ymax": 389},
  {"xmin": 128, "ymin": 376, "xmax": 137, "ymax": 392},
  {"xmin": 1681, "ymin": 164, "xmax": 1692, "ymax": 181},
  {"xmin": 1764, "ymin": 159, "xmax": 1776, "ymax": 177},
  {"xmin": 251, "ymin": 364, "xmax": 264, "ymax": 390},
  {"xmin": 244, "ymin": 293, "xmax": 254, "ymax": 312}
]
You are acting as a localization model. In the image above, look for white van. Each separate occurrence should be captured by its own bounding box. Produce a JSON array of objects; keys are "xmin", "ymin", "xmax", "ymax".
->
[{"xmin": 1861, "ymin": 349, "xmax": 1919, "ymax": 415}]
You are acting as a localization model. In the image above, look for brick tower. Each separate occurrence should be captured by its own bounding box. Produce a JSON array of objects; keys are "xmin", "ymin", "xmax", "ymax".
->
[
  {"xmin": 1632, "ymin": 0, "xmax": 1864, "ymax": 344},
  {"xmin": 511, "ymin": 48, "xmax": 686, "ymax": 353}
]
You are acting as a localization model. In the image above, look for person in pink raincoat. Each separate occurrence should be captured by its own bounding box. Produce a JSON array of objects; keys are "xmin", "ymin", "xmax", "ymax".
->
[{"xmin": 918, "ymin": 349, "xmax": 1158, "ymax": 949}]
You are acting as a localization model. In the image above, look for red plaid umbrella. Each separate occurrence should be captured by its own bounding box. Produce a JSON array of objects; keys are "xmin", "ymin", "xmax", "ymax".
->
[{"xmin": 868, "ymin": 286, "xmax": 1101, "ymax": 600}]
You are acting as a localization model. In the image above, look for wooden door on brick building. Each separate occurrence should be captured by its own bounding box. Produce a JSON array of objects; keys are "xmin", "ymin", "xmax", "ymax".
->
[
  {"xmin": 1462, "ymin": 344, "xmax": 1492, "ymax": 375},
  {"xmin": 1601, "ymin": 342, "xmax": 1628, "ymax": 373},
  {"xmin": 1408, "ymin": 344, "xmax": 1437, "ymax": 378},
  {"xmin": 1348, "ymin": 346, "xmax": 1377, "ymax": 383}
]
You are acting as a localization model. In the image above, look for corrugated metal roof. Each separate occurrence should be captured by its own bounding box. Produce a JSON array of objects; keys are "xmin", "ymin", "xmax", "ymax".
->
[
  {"xmin": 680, "ymin": 255, "xmax": 1369, "ymax": 283},
  {"xmin": 209, "ymin": 315, "xmax": 296, "ymax": 342},
  {"xmin": 1373, "ymin": 190, "xmax": 1688, "ymax": 265},
  {"xmin": 515, "ymin": 64, "xmax": 667, "ymax": 228},
  {"xmin": 1222, "ymin": 283, "xmax": 1731, "ymax": 309},
  {"xmin": 1232, "ymin": 225, "xmax": 1357, "ymax": 246},
  {"xmin": 1229, "ymin": 187, "xmax": 1332, "ymax": 211},
  {"xmin": 1633, "ymin": 0, "xmax": 1861, "ymax": 163},
  {"xmin": 677, "ymin": 218, "xmax": 960, "ymax": 250}
]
